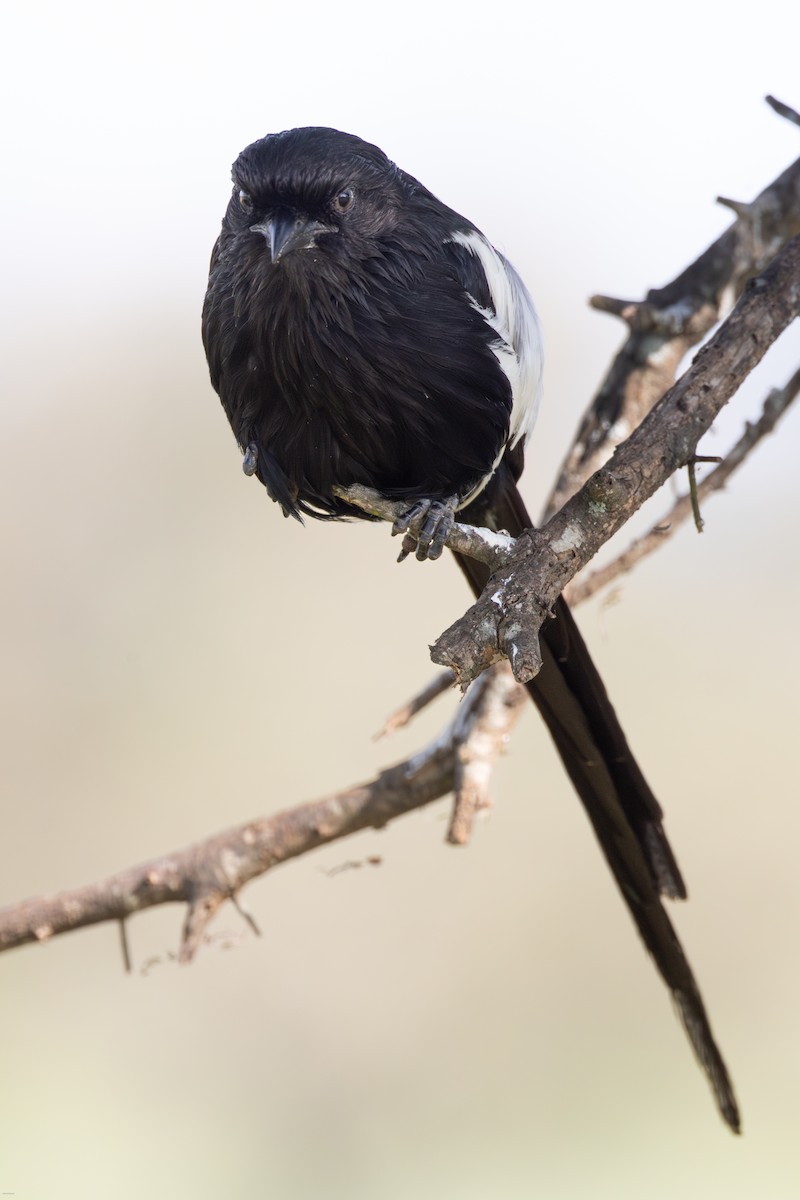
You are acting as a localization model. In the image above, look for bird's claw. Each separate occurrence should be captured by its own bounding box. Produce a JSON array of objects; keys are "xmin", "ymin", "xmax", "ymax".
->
[
  {"xmin": 242, "ymin": 443, "xmax": 259, "ymax": 476},
  {"xmin": 392, "ymin": 497, "xmax": 457, "ymax": 562}
]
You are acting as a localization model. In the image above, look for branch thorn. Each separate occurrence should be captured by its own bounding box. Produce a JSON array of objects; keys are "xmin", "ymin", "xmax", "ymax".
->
[
  {"xmin": 231, "ymin": 893, "xmax": 262, "ymax": 938},
  {"xmin": 118, "ymin": 918, "xmax": 132, "ymax": 974},
  {"xmin": 765, "ymin": 95, "xmax": 800, "ymax": 128},
  {"xmin": 717, "ymin": 196, "xmax": 752, "ymax": 220},
  {"xmin": 589, "ymin": 294, "xmax": 641, "ymax": 325},
  {"xmin": 687, "ymin": 456, "xmax": 722, "ymax": 532}
]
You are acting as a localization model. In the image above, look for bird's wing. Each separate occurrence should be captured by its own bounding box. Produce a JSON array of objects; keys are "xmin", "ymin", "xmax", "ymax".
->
[{"xmin": 445, "ymin": 230, "xmax": 543, "ymax": 448}]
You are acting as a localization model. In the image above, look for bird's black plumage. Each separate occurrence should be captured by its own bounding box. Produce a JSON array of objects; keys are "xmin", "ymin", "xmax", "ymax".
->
[
  {"xmin": 202, "ymin": 127, "xmax": 739, "ymax": 1131},
  {"xmin": 203, "ymin": 128, "xmax": 517, "ymax": 521}
]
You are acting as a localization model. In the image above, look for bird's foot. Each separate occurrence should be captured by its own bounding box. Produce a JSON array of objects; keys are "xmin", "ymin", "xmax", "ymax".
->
[
  {"xmin": 242, "ymin": 443, "xmax": 259, "ymax": 476},
  {"xmin": 392, "ymin": 497, "xmax": 458, "ymax": 562}
]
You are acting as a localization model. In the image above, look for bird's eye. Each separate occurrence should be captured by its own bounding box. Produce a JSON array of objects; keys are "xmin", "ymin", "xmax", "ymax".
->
[
  {"xmin": 333, "ymin": 188, "xmax": 354, "ymax": 213},
  {"xmin": 238, "ymin": 189, "xmax": 254, "ymax": 214}
]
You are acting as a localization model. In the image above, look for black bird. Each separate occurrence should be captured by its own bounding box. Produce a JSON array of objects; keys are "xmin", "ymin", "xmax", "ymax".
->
[{"xmin": 202, "ymin": 127, "xmax": 739, "ymax": 1131}]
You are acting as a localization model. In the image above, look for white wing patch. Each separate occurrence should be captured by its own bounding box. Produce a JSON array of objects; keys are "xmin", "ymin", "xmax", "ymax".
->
[{"xmin": 449, "ymin": 229, "xmax": 543, "ymax": 450}]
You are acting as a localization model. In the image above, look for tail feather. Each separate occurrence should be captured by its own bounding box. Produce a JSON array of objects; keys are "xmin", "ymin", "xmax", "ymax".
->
[{"xmin": 456, "ymin": 460, "xmax": 740, "ymax": 1132}]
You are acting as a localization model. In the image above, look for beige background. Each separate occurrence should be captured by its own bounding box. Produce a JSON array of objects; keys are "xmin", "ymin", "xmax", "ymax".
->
[{"xmin": 2, "ymin": 2, "xmax": 800, "ymax": 1196}]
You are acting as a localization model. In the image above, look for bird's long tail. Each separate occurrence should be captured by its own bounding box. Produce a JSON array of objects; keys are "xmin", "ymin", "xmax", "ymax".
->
[{"xmin": 456, "ymin": 458, "xmax": 740, "ymax": 1132}]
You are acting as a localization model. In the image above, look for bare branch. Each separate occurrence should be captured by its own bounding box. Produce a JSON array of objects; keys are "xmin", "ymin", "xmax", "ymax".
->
[
  {"xmin": 544, "ymin": 97, "xmax": 800, "ymax": 519},
  {"xmin": 432, "ymin": 235, "xmax": 800, "ymax": 687},
  {"xmin": 389, "ymin": 357, "xmax": 800, "ymax": 723},
  {"xmin": 333, "ymin": 483, "xmax": 517, "ymax": 569},
  {"xmin": 446, "ymin": 665, "xmax": 526, "ymax": 845},
  {"xmin": 0, "ymin": 662, "xmax": 525, "ymax": 962},
  {"xmin": 566, "ymin": 363, "xmax": 800, "ymax": 606}
]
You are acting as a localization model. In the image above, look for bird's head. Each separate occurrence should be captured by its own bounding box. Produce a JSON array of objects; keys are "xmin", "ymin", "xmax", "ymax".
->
[{"xmin": 226, "ymin": 127, "xmax": 408, "ymax": 264}]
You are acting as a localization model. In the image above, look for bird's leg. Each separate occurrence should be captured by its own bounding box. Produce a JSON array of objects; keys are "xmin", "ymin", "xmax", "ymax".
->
[{"xmin": 392, "ymin": 496, "xmax": 458, "ymax": 563}]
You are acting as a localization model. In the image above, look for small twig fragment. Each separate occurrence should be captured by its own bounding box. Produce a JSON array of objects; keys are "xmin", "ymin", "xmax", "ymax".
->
[
  {"xmin": 376, "ymin": 669, "xmax": 456, "ymax": 739},
  {"xmin": 688, "ymin": 456, "xmax": 724, "ymax": 532},
  {"xmin": 231, "ymin": 893, "xmax": 262, "ymax": 938},
  {"xmin": 180, "ymin": 891, "xmax": 226, "ymax": 964},
  {"xmin": 687, "ymin": 458, "xmax": 703, "ymax": 532},
  {"xmin": 589, "ymin": 295, "xmax": 695, "ymax": 336},
  {"xmin": 766, "ymin": 95, "xmax": 800, "ymax": 127},
  {"xmin": 716, "ymin": 196, "xmax": 751, "ymax": 220},
  {"xmin": 118, "ymin": 918, "xmax": 132, "ymax": 974},
  {"xmin": 589, "ymin": 294, "xmax": 641, "ymax": 324}
]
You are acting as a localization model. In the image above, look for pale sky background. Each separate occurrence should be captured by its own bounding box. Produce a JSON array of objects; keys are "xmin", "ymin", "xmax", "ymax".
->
[{"xmin": 1, "ymin": 2, "xmax": 800, "ymax": 1198}]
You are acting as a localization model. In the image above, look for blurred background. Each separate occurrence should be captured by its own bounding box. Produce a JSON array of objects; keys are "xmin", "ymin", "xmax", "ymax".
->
[{"xmin": 1, "ymin": 2, "xmax": 799, "ymax": 1196}]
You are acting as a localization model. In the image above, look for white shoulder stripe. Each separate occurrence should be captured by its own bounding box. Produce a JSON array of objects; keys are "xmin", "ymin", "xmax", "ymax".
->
[{"xmin": 448, "ymin": 230, "xmax": 543, "ymax": 449}]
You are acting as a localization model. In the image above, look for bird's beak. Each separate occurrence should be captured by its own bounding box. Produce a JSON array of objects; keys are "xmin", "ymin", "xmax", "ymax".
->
[{"xmin": 250, "ymin": 212, "xmax": 329, "ymax": 263}]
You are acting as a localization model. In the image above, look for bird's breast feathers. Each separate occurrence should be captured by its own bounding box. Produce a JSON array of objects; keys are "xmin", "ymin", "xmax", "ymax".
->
[{"xmin": 204, "ymin": 174, "xmax": 544, "ymax": 514}]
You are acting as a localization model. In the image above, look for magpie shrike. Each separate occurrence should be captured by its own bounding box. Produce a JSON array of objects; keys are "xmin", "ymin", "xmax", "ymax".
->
[{"xmin": 202, "ymin": 127, "xmax": 739, "ymax": 1131}]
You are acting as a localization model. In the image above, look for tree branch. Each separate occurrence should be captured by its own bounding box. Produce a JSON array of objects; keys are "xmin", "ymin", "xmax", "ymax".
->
[
  {"xmin": 0, "ymin": 665, "xmax": 524, "ymax": 963},
  {"xmin": 544, "ymin": 95, "xmax": 800, "ymax": 519},
  {"xmin": 332, "ymin": 483, "xmax": 516, "ymax": 570},
  {"xmin": 566, "ymin": 363, "xmax": 800, "ymax": 606},
  {"xmin": 431, "ymin": 234, "xmax": 800, "ymax": 687}
]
